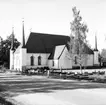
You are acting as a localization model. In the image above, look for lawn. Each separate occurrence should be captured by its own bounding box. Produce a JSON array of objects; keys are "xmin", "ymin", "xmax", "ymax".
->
[{"xmin": 0, "ymin": 71, "xmax": 106, "ymax": 105}]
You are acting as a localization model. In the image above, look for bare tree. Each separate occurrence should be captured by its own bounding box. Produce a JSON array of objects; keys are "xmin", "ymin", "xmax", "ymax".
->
[{"xmin": 68, "ymin": 7, "xmax": 88, "ymax": 73}]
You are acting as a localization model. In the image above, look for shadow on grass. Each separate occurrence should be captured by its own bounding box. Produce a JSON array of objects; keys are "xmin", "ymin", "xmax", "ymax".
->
[
  {"xmin": 2, "ymin": 80, "xmax": 106, "ymax": 93},
  {"xmin": 0, "ymin": 96, "xmax": 13, "ymax": 105},
  {"xmin": 0, "ymin": 75, "xmax": 106, "ymax": 97}
]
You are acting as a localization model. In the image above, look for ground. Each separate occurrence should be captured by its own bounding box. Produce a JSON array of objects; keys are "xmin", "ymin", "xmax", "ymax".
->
[{"xmin": 0, "ymin": 71, "xmax": 106, "ymax": 105}]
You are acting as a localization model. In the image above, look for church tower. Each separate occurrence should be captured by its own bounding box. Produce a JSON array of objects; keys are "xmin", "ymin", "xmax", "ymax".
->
[
  {"xmin": 10, "ymin": 27, "xmax": 15, "ymax": 70},
  {"xmin": 20, "ymin": 20, "xmax": 27, "ymax": 71},
  {"xmin": 94, "ymin": 35, "xmax": 98, "ymax": 51},
  {"xmin": 94, "ymin": 35, "xmax": 99, "ymax": 66},
  {"xmin": 22, "ymin": 20, "xmax": 25, "ymax": 48},
  {"xmin": 11, "ymin": 27, "xmax": 15, "ymax": 50}
]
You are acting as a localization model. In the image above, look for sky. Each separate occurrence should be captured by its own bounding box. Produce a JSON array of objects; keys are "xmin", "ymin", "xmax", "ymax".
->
[{"xmin": 0, "ymin": 0, "xmax": 106, "ymax": 51}]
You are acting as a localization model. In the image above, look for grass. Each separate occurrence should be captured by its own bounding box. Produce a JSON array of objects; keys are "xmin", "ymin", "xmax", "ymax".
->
[{"xmin": 0, "ymin": 71, "xmax": 106, "ymax": 104}]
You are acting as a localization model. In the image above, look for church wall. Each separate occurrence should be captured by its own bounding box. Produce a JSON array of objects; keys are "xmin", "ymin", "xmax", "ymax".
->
[
  {"xmin": 54, "ymin": 59, "xmax": 59, "ymax": 68},
  {"xmin": 20, "ymin": 48, "xmax": 27, "ymax": 71},
  {"xmin": 49, "ymin": 47, "xmax": 72, "ymax": 69},
  {"xmin": 94, "ymin": 51, "xmax": 99, "ymax": 65},
  {"xmin": 86, "ymin": 55, "xmax": 94, "ymax": 66},
  {"xmin": 49, "ymin": 47, "xmax": 94, "ymax": 69},
  {"xmin": 72, "ymin": 54, "xmax": 94, "ymax": 67},
  {"xmin": 58, "ymin": 47, "xmax": 72, "ymax": 69},
  {"xmin": 10, "ymin": 50, "xmax": 21, "ymax": 71},
  {"xmin": 41, "ymin": 53, "xmax": 94, "ymax": 69},
  {"xmin": 48, "ymin": 60, "xmax": 53, "ymax": 68},
  {"xmin": 14, "ymin": 53, "xmax": 21, "ymax": 71},
  {"xmin": 48, "ymin": 59, "xmax": 60, "ymax": 69},
  {"xmin": 12, "ymin": 48, "xmax": 27, "ymax": 71},
  {"xmin": 10, "ymin": 50, "xmax": 13, "ymax": 70},
  {"xmin": 26, "ymin": 53, "xmax": 50, "ymax": 68}
]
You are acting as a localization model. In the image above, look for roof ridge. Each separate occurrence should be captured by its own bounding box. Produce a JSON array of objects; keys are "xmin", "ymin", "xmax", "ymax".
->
[{"xmin": 30, "ymin": 32, "xmax": 69, "ymax": 37}]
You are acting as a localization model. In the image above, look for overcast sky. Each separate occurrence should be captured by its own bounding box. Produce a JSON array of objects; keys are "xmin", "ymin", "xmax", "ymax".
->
[{"xmin": 0, "ymin": 0, "xmax": 106, "ymax": 51}]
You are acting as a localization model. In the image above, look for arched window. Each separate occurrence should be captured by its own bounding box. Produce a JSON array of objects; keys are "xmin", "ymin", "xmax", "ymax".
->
[
  {"xmin": 52, "ymin": 60, "xmax": 54, "ymax": 66},
  {"xmin": 30, "ymin": 55, "xmax": 34, "ymax": 66},
  {"xmin": 38, "ymin": 56, "xmax": 41, "ymax": 65},
  {"xmin": 74, "ymin": 56, "xmax": 77, "ymax": 64}
]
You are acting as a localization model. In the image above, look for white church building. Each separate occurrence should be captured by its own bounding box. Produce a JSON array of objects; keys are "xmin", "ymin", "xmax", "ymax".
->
[{"xmin": 10, "ymin": 22, "xmax": 100, "ymax": 71}]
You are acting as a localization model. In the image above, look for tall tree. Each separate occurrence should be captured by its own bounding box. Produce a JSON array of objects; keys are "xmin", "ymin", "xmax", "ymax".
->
[
  {"xmin": 1, "ymin": 34, "xmax": 20, "ymax": 68},
  {"xmin": 68, "ymin": 7, "xmax": 88, "ymax": 73}
]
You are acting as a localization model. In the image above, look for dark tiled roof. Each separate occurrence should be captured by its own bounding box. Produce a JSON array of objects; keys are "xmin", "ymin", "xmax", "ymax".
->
[
  {"xmin": 25, "ymin": 32, "xmax": 70, "ymax": 53},
  {"xmin": 84, "ymin": 44, "xmax": 94, "ymax": 54},
  {"xmin": 94, "ymin": 49, "xmax": 98, "ymax": 51},
  {"xmin": 25, "ymin": 32, "xmax": 94, "ymax": 55},
  {"xmin": 48, "ymin": 45, "xmax": 65, "ymax": 60},
  {"xmin": 48, "ymin": 47, "xmax": 55, "ymax": 59},
  {"xmin": 48, "ymin": 44, "xmax": 94, "ymax": 60}
]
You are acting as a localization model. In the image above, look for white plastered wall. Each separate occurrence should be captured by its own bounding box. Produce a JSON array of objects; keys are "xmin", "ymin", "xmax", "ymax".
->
[
  {"xmin": 72, "ymin": 54, "xmax": 94, "ymax": 67},
  {"xmin": 53, "ymin": 59, "xmax": 59, "ymax": 69},
  {"xmin": 26, "ymin": 53, "xmax": 50, "ymax": 68},
  {"xmin": 48, "ymin": 60, "xmax": 53, "ymax": 68},
  {"xmin": 12, "ymin": 48, "xmax": 27, "ymax": 71},
  {"xmin": 10, "ymin": 50, "xmax": 14, "ymax": 70},
  {"xmin": 94, "ymin": 51, "xmax": 99, "ymax": 65},
  {"xmin": 51, "ymin": 46, "xmax": 72, "ymax": 69},
  {"xmin": 86, "ymin": 55, "xmax": 94, "ymax": 66},
  {"xmin": 14, "ymin": 53, "xmax": 20, "ymax": 71},
  {"xmin": 58, "ymin": 47, "xmax": 72, "ymax": 69},
  {"xmin": 19, "ymin": 48, "xmax": 27, "ymax": 71}
]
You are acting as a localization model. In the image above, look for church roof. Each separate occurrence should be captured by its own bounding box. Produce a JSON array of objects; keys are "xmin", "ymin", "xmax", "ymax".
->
[
  {"xmin": 84, "ymin": 44, "xmax": 94, "ymax": 54},
  {"xmin": 25, "ymin": 32, "xmax": 70, "ymax": 53},
  {"xmin": 48, "ymin": 47, "xmax": 55, "ymax": 59},
  {"xmin": 48, "ymin": 45, "xmax": 66, "ymax": 60},
  {"xmin": 24, "ymin": 32, "xmax": 94, "ymax": 55},
  {"xmin": 48, "ymin": 44, "xmax": 94, "ymax": 60}
]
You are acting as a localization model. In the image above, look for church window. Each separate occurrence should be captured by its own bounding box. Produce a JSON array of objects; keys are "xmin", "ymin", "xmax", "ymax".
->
[
  {"xmin": 74, "ymin": 56, "xmax": 77, "ymax": 64},
  {"xmin": 30, "ymin": 55, "xmax": 34, "ymax": 66},
  {"xmin": 38, "ymin": 56, "xmax": 41, "ymax": 65},
  {"xmin": 52, "ymin": 60, "xmax": 54, "ymax": 66}
]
